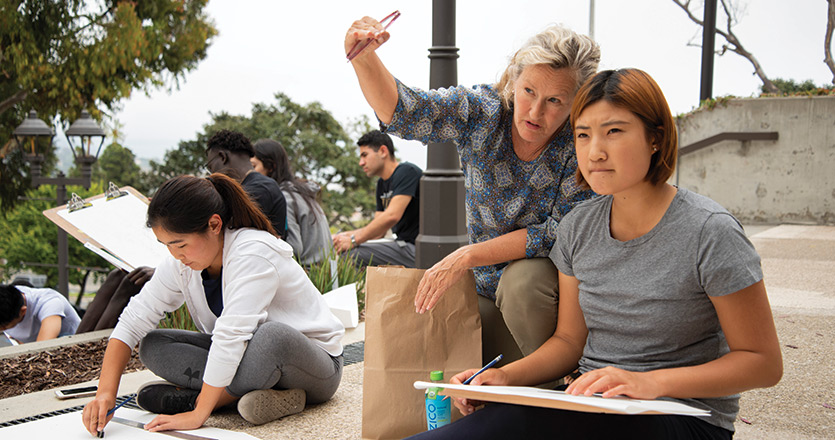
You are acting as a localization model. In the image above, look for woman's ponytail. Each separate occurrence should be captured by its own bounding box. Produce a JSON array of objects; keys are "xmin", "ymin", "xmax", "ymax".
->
[
  {"xmin": 147, "ymin": 174, "xmax": 277, "ymax": 237},
  {"xmin": 208, "ymin": 173, "xmax": 277, "ymax": 236}
]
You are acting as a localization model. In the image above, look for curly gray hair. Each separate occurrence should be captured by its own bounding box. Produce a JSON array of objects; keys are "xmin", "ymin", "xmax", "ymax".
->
[{"xmin": 496, "ymin": 24, "xmax": 601, "ymax": 110}]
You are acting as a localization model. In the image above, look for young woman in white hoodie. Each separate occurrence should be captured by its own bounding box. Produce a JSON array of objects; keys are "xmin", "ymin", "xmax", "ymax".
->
[{"xmin": 82, "ymin": 173, "xmax": 344, "ymax": 436}]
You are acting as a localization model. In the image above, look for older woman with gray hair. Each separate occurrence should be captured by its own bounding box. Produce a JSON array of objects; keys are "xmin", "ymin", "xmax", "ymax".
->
[{"xmin": 345, "ymin": 18, "xmax": 600, "ymax": 366}]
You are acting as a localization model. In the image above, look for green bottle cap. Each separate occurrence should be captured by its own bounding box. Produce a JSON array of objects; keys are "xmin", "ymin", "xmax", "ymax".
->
[{"xmin": 430, "ymin": 370, "xmax": 444, "ymax": 381}]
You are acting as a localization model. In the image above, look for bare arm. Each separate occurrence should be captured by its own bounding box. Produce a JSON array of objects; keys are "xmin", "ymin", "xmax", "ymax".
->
[
  {"xmin": 82, "ymin": 338, "xmax": 132, "ymax": 435},
  {"xmin": 355, "ymin": 195, "xmax": 411, "ymax": 243},
  {"xmin": 501, "ymin": 271, "xmax": 587, "ymax": 386},
  {"xmin": 566, "ymin": 280, "xmax": 783, "ymax": 399},
  {"xmin": 35, "ymin": 315, "xmax": 62, "ymax": 341},
  {"xmin": 415, "ymin": 229, "xmax": 527, "ymax": 313},
  {"xmin": 449, "ymin": 271, "xmax": 586, "ymax": 414},
  {"xmin": 334, "ymin": 195, "xmax": 412, "ymax": 253},
  {"xmin": 346, "ymin": 17, "xmax": 398, "ymax": 124}
]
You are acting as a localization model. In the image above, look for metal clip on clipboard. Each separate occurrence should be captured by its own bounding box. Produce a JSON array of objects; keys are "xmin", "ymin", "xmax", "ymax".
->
[
  {"xmin": 67, "ymin": 193, "xmax": 92, "ymax": 213},
  {"xmin": 104, "ymin": 181, "xmax": 128, "ymax": 200}
]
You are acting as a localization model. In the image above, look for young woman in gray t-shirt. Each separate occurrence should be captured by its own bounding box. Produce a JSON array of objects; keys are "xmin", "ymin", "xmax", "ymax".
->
[{"xmin": 406, "ymin": 69, "xmax": 782, "ymax": 440}]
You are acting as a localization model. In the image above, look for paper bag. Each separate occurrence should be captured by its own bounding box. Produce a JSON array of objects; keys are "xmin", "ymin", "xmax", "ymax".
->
[{"xmin": 362, "ymin": 266, "xmax": 482, "ymax": 440}]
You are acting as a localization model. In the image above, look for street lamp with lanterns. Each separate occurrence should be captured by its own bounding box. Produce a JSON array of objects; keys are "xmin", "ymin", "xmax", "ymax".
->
[{"xmin": 12, "ymin": 109, "xmax": 106, "ymax": 297}]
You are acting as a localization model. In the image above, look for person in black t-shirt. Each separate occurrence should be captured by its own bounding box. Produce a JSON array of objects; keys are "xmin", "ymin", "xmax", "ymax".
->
[
  {"xmin": 333, "ymin": 130, "xmax": 421, "ymax": 267},
  {"xmin": 205, "ymin": 130, "xmax": 286, "ymax": 239}
]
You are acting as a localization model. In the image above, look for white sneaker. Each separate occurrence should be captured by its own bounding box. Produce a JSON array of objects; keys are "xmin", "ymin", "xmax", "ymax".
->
[{"xmin": 237, "ymin": 388, "xmax": 306, "ymax": 425}]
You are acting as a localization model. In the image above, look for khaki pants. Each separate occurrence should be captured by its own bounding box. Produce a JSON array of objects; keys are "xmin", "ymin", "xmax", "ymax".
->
[{"xmin": 478, "ymin": 258, "xmax": 559, "ymax": 368}]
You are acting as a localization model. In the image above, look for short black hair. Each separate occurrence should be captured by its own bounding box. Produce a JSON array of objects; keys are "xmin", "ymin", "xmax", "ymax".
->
[
  {"xmin": 357, "ymin": 130, "xmax": 396, "ymax": 158},
  {"xmin": 0, "ymin": 285, "xmax": 24, "ymax": 327},
  {"xmin": 206, "ymin": 129, "xmax": 255, "ymax": 157}
]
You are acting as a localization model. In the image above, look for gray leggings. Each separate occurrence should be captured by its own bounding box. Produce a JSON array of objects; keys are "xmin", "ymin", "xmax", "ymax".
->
[{"xmin": 138, "ymin": 322, "xmax": 343, "ymax": 403}]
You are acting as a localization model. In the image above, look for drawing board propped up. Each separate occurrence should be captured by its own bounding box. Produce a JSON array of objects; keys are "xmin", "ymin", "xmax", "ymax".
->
[{"xmin": 43, "ymin": 186, "xmax": 169, "ymax": 272}]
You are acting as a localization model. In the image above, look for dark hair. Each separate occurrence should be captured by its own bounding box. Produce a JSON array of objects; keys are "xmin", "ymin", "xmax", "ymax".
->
[
  {"xmin": 356, "ymin": 130, "xmax": 396, "ymax": 159},
  {"xmin": 252, "ymin": 139, "xmax": 320, "ymax": 221},
  {"xmin": 147, "ymin": 173, "xmax": 277, "ymax": 237},
  {"xmin": 10, "ymin": 279, "xmax": 34, "ymax": 287},
  {"xmin": 206, "ymin": 129, "xmax": 255, "ymax": 157},
  {"xmin": 570, "ymin": 68, "xmax": 677, "ymax": 187},
  {"xmin": 0, "ymin": 285, "xmax": 24, "ymax": 326}
]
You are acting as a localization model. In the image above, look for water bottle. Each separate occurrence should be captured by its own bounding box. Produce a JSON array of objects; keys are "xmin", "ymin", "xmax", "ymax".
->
[{"xmin": 425, "ymin": 370, "xmax": 451, "ymax": 430}]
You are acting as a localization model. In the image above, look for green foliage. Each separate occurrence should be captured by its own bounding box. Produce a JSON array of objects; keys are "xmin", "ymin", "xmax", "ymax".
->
[
  {"xmin": 0, "ymin": 0, "xmax": 216, "ymax": 213},
  {"xmin": 306, "ymin": 250, "xmax": 366, "ymax": 289},
  {"xmin": 140, "ymin": 93, "xmax": 376, "ymax": 229},
  {"xmin": 158, "ymin": 304, "xmax": 198, "ymax": 331},
  {"xmin": 697, "ymin": 95, "xmax": 736, "ymax": 111},
  {"xmin": 139, "ymin": 137, "xmax": 206, "ymax": 193},
  {"xmin": 760, "ymin": 78, "xmax": 835, "ymax": 96},
  {"xmin": 0, "ymin": 182, "xmax": 110, "ymax": 289},
  {"xmin": 305, "ymin": 251, "xmax": 367, "ymax": 317},
  {"xmin": 90, "ymin": 142, "xmax": 148, "ymax": 193}
]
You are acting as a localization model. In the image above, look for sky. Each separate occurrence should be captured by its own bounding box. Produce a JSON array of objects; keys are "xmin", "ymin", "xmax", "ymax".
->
[{"xmin": 96, "ymin": 0, "xmax": 832, "ymax": 170}]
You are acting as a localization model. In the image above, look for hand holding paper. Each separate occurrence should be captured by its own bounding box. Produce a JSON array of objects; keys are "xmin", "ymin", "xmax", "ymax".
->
[{"xmin": 565, "ymin": 365, "xmax": 663, "ymax": 400}]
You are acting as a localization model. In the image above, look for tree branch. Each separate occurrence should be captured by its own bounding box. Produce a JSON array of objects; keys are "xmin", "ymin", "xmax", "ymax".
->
[
  {"xmin": 0, "ymin": 89, "xmax": 29, "ymax": 116},
  {"xmin": 672, "ymin": 0, "xmax": 779, "ymax": 93},
  {"xmin": 825, "ymin": 0, "xmax": 835, "ymax": 83}
]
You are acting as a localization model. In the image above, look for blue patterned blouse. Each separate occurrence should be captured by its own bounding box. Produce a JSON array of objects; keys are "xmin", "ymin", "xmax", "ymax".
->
[{"xmin": 384, "ymin": 79, "xmax": 596, "ymax": 299}]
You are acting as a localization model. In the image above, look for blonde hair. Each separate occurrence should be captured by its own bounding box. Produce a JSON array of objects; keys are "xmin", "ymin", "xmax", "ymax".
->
[{"xmin": 496, "ymin": 24, "xmax": 601, "ymax": 110}]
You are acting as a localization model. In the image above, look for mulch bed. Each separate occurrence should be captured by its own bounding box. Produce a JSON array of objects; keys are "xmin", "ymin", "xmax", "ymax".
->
[{"xmin": 0, "ymin": 338, "xmax": 145, "ymax": 400}]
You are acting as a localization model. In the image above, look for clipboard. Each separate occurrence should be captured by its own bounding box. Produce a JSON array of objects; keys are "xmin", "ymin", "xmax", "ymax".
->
[
  {"xmin": 43, "ymin": 185, "xmax": 169, "ymax": 272},
  {"xmin": 413, "ymin": 382, "xmax": 710, "ymax": 417}
]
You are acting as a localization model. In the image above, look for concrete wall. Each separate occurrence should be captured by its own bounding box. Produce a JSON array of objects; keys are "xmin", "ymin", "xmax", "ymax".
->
[{"xmin": 675, "ymin": 95, "xmax": 835, "ymax": 225}]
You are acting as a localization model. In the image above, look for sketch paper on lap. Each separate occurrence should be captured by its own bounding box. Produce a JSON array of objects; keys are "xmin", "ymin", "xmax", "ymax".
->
[{"xmin": 414, "ymin": 381, "xmax": 710, "ymax": 417}]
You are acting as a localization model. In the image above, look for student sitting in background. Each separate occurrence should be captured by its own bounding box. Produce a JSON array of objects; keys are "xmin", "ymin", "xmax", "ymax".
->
[
  {"xmin": 252, "ymin": 138, "xmax": 334, "ymax": 266},
  {"xmin": 0, "ymin": 284, "xmax": 81, "ymax": 343},
  {"xmin": 332, "ymin": 130, "xmax": 421, "ymax": 268},
  {"xmin": 206, "ymin": 129, "xmax": 287, "ymax": 239}
]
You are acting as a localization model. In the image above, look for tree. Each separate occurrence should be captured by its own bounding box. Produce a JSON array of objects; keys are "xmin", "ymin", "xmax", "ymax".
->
[
  {"xmin": 90, "ymin": 142, "xmax": 147, "ymax": 193},
  {"xmin": 825, "ymin": 0, "xmax": 835, "ymax": 83},
  {"xmin": 672, "ymin": 0, "xmax": 780, "ymax": 93},
  {"xmin": 763, "ymin": 78, "xmax": 830, "ymax": 95},
  {"xmin": 139, "ymin": 137, "xmax": 206, "ymax": 194},
  {"xmin": 138, "ymin": 92, "xmax": 376, "ymax": 229},
  {"xmin": 0, "ymin": 182, "xmax": 111, "ymax": 294},
  {"xmin": 0, "ymin": 0, "xmax": 217, "ymax": 212}
]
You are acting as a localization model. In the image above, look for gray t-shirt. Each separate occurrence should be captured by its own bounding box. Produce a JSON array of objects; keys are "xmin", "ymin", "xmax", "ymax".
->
[
  {"xmin": 551, "ymin": 188, "xmax": 763, "ymax": 432},
  {"xmin": 7, "ymin": 286, "xmax": 81, "ymax": 343},
  {"xmin": 280, "ymin": 181, "xmax": 333, "ymax": 266}
]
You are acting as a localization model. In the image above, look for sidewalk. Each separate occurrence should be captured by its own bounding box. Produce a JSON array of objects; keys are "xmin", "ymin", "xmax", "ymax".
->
[{"xmin": 1, "ymin": 225, "xmax": 833, "ymax": 439}]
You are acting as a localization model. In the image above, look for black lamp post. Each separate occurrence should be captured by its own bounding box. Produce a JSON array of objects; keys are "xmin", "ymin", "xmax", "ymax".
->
[
  {"xmin": 13, "ymin": 109, "xmax": 105, "ymax": 297},
  {"xmin": 415, "ymin": 0, "xmax": 468, "ymax": 268}
]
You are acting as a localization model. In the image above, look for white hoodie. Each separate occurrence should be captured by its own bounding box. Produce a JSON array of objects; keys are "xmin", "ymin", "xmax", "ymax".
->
[{"xmin": 110, "ymin": 228, "xmax": 344, "ymax": 387}]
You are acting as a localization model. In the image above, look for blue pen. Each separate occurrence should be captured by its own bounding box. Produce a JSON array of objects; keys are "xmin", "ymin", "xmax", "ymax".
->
[
  {"xmin": 98, "ymin": 396, "xmax": 134, "ymax": 438},
  {"xmin": 463, "ymin": 354, "xmax": 503, "ymax": 385},
  {"xmin": 106, "ymin": 395, "xmax": 134, "ymax": 416}
]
